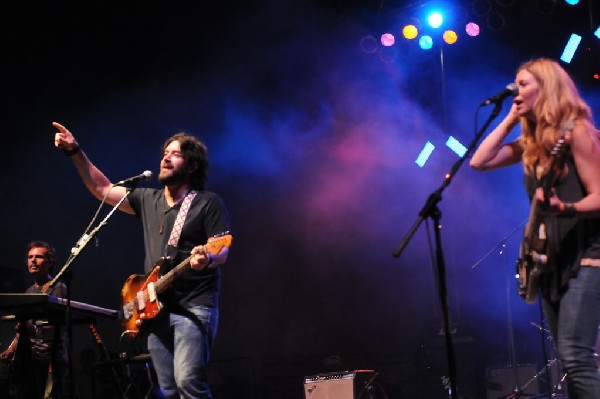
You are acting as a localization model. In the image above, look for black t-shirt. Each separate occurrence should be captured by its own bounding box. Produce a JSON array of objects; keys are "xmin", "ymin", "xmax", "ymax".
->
[
  {"xmin": 128, "ymin": 188, "xmax": 231, "ymax": 308},
  {"xmin": 25, "ymin": 282, "xmax": 68, "ymax": 363}
]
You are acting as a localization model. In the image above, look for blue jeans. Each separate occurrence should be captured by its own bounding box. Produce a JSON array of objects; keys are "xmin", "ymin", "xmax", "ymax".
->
[
  {"xmin": 542, "ymin": 266, "xmax": 600, "ymax": 399},
  {"xmin": 147, "ymin": 306, "xmax": 218, "ymax": 399}
]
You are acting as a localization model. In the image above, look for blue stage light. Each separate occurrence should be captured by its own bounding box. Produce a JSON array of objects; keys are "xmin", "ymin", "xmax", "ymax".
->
[
  {"xmin": 564, "ymin": 0, "xmax": 579, "ymax": 5},
  {"xmin": 427, "ymin": 12, "xmax": 444, "ymax": 29},
  {"xmin": 560, "ymin": 33, "xmax": 582, "ymax": 63},
  {"xmin": 446, "ymin": 136, "xmax": 467, "ymax": 158},
  {"xmin": 416, "ymin": 142, "xmax": 435, "ymax": 167},
  {"xmin": 595, "ymin": 26, "xmax": 600, "ymax": 39},
  {"xmin": 419, "ymin": 35, "xmax": 434, "ymax": 50}
]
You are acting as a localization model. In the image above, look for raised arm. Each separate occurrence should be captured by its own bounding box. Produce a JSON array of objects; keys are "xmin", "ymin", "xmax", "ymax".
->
[
  {"xmin": 470, "ymin": 104, "xmax": 524, "ymax": 171},
  {"xmin": 53, "ymin": 121, "xmax": 135, "ymax": 215}
]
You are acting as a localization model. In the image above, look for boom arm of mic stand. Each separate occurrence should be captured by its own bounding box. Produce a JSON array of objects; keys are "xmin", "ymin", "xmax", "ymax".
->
[
  {"xmin": 392, "ymin": 102, "xmax": 504, "ymax": 259},
  {"xmin": 49, "ymin": 188, "xmax": 134, "ymax": 288},
  {"xmin": 393, "ymin": 189, "xmax": 442, "ymax": 257}
]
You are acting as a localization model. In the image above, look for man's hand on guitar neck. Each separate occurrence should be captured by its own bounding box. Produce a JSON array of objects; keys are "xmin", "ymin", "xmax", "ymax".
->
[
  {"xmin": 190, "ymin": 248, "xmax": 214, "ymax": 271},
  {"xmin": 189, "ymin": 237, "xmax": 229, "ymax": 271}
]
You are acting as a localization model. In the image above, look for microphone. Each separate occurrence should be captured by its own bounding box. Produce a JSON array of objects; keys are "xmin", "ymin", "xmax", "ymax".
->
[
  {"xmin": 480, "ymin": 83, "xmax": 518, "ymax": 106},
  {"xmin": 114, "ymin": 170, "xmax": 153, "ymax": 186}
]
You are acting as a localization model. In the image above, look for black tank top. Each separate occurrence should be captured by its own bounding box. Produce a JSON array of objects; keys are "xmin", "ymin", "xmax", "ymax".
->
[{"xmin": 525, "ymin": 157, "xmax": 600, "ymax": 302}]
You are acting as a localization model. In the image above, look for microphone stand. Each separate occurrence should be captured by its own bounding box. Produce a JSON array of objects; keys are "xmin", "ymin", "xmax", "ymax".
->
[
  {"xmin": 393, "ymin": 100, "xmax": 506, "ymax": 399},
  {"xmin": 357, "ymin": 372, "xmax": 380, "ymax": 399},
  {"xmin": 47, "ymin": 186, "xmax": 134, "ymax": 399}
]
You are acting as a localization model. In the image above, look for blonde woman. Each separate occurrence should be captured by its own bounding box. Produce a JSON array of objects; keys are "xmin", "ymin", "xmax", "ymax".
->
[{"xmin": 471, "ymin": 58, "xmax": 600, "ymax": 399}]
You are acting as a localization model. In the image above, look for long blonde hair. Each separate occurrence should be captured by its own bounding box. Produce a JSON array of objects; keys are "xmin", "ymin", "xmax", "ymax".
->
[{"xmin": 518, "ymin": 58, "xmax": 593, "ymax": 176}]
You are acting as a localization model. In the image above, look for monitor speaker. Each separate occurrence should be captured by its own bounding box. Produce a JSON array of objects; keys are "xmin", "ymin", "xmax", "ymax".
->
[{"xmin": 303, "ymin": 370, "xmax": 375, "ymax": 399}]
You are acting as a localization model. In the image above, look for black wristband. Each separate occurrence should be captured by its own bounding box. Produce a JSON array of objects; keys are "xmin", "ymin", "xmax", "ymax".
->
[
  {"xmin": 561, "ymin": 202, "xmax": 577, "ymax": 217},
  {"xmin": 63, "ymin": 144, "xmax": 80, "ymax": 156}
]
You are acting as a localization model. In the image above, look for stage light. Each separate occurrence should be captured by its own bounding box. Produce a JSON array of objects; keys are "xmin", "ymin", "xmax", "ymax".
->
[
  {"xmin": 416, "ymin": 142, "xmax": 435, "ymax": 167},
  {"xmin": 419, "ymin": 35, "xmax": 434, "ymax": 50},
  {"xmin": 443, "ymin": 30, "xmax": 458, "ymax": 44},
  {"xmin": 465, "ymin": 22, "xmax": 480, "ymax": 37},
  {"xmin": 402, "ymin": 24, "xmax": 419, "ymax": 39},
  {"xmin": 427, "ymin": 12, "xmax": 444, "ymax": 29},
  {"xmin": 560, "ymin": 33, "xmax": 582, "ymax": 63},
  {"xmin": 595, "ymin": 26, "xmax": 600, "ymax": 39},
  {"xmin": 381, "ymin": 33, "xmax": 395, "ymax": 46},
  {"xmin": 446, "ymin": 136, "xmax": 467, "ymax": 157},
  {"xmin": 564, "ymin": 0, "xmax": 579, "ymax": 5}
]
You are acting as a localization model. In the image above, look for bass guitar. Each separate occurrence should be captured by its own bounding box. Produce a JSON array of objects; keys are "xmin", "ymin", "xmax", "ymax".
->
[
  {"xmin": 516, "ymin": 122, "xmax": 573, "ymax": 303},
  {"xmin": 120, "ymin": 233, "xmax": 233, "ymax": 337}
]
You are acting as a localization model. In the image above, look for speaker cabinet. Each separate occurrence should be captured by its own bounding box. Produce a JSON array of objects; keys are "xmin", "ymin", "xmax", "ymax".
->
[{"xmin": 303, "ymin": 370, "xmax": 375, "ymax": 399}]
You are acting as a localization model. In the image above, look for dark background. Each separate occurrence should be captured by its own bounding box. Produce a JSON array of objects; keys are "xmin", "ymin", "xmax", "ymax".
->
[{"xmin": 1, "ymin": 1, "xmax": 599, "ymax": 398}]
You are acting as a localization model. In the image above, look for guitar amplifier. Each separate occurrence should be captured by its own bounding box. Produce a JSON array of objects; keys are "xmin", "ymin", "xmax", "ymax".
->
[{"xmin": 303, "ymin": 370, "xmax": 375, "ymax": 399}]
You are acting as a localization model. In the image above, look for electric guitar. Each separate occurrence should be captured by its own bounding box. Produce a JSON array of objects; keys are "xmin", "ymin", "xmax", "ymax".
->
[
  {"xmin": 120, "ymin": 233, "xmax": 233, "ymax": 337},
  {"xmin": 516, "ymin": 122, "xmax": 573, "ymax": 303}
]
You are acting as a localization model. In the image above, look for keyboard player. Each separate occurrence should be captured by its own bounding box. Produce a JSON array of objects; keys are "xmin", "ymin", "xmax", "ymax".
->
[{"xmin": 0, "ymin": 241, "xmax": 69, "ymax": 399}]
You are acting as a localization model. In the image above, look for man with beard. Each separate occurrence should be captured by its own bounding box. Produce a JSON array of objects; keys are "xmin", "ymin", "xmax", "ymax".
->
[
  {"xmin": 52, "ymin": 122, "xmax": 231, "ymax": 399},
  {"xmin": 0, "ymin": 241, "xmax": 69, "ymax": 398}
]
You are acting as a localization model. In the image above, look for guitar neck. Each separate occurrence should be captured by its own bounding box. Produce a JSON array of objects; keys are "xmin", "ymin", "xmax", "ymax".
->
[
  {"xmin": 151, "ymin": 234, "xmax": 232, "ymax": 295},
  {"xmin": 153, "ymin": 255, "xmax": 193, "ymax": 294},
  {"xmin": 87, "ymin": 324, "xmax": 111, "ymax": 360},
  {"xmin": 541, "ymin": 171, "xmax": 557, "ymax": 208},
  {"xmin": 540, "ymin": 125, "xmax": 572, "ymax": 203}
]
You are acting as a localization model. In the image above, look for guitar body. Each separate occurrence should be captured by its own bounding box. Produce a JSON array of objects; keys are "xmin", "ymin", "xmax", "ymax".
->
[
  {"xmin": 517, "ymin": 217, "xmax": 546, "ymax": 303},
  {"xmin": 120, "ymin": 233, "xmax": 233, "ymax": 338},
  {"xmin": 121, "ymin": 265, "xmax": 163, "ymax": 337},
  {"xmin": 519, "ymin": 259, "xmax": 543, "ymax": 303}
]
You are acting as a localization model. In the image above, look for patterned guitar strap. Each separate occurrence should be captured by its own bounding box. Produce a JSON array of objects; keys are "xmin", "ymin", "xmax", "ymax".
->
[{"xmin": 166, "ymin": 190, "xmax": 198, "ymax": 256}]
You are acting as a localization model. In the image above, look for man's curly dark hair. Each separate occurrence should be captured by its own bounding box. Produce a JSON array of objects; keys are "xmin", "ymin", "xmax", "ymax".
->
[{"xmin": 162, "ymin": 133, "xmax": 209, "ymax": 190}]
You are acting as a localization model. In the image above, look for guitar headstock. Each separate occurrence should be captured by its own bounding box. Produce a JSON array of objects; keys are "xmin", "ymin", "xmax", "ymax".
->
[
  {"xmin": 542, "ymin": 120, "xmax": 574, "ymax": 197},
  {"xmin": 550, "ymin": 136, "xmax": 571, "ymax": 158},
  {"xmin": 204, "ymin": 233, "xmax": 233, "ymax": 255},
  {"xmin": 550, "ymin": 120, "xmax": 574, "ymax": 157}
]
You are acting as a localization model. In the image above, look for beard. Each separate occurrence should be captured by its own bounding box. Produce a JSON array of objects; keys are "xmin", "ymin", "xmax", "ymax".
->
[{"xmin": 158, "ymin": 167, "xmax": 187, "ymax": 186}]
